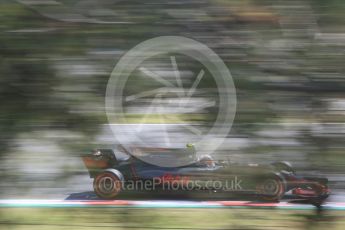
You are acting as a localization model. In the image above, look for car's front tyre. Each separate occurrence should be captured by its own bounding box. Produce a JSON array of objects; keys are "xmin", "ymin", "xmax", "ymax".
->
[
  {"xmin": 271, "ymin": 161, "xmax": 294, "ymax": 174},
  {"xmin": 93, "ymin": 171, "xmax": 123, "ymax": 199}
]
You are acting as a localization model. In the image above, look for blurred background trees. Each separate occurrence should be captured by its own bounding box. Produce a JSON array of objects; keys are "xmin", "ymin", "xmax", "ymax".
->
[{"xmin": 0, "ymin": 0, "xmax": 344, "ymax": 196}]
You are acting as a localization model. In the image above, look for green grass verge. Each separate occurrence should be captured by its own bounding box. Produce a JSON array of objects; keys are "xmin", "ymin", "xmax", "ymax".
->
[{"xmin": 0, "ymin": 208, "xmax": 344, "ymax": 229}]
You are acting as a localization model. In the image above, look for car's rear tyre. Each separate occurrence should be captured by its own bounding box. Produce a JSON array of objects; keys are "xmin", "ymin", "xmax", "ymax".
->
[
  {"xmin": 93, "ymin": 172, "xmax": 122, "ymax": 199},
  {"xmin": 256, "ymin": 175, "xmax": 285, "ymax": 202}
]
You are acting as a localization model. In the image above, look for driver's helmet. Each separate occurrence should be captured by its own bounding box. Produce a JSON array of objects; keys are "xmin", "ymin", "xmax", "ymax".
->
[
  {"xmin": 186, "ymin": 143, "xmax": 196, "ymax": 154},
  {"xmin": 186, "ymin": 143, "xmax": 194, "ymax": 148}
]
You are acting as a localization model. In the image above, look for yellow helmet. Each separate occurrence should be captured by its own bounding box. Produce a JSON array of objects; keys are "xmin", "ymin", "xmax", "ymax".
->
[{"xmin": 186, "ymin": 143, "xmax": 194, "ymax": 148}]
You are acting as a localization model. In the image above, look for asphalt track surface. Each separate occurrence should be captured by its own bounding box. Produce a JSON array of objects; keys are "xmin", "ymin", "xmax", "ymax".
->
[{"xmin": 1, "ymin": 192, "xmax": 345, "ymax": 210}]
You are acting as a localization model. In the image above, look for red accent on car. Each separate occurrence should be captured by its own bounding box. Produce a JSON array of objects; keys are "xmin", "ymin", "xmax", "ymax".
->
[
  {"xmin": 292, "ymin": 188, "xmax": 316, "ymax": 196},
  {"xmin": 130, "ymin": 164, "xmax": 139, "ymax": 180},
  {"xmin": 159, "ymin": 173, "xmax": 190, "ymax": 185}
]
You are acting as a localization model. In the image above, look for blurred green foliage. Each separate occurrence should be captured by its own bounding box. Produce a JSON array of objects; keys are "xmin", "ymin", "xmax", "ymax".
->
[
  {"xmin": 0, "ymin": 0, "xmax": 345, "ymax": 174},
  {"xmin": 0, "ymin": 207, "xmax": 344, "ymax": 230}
]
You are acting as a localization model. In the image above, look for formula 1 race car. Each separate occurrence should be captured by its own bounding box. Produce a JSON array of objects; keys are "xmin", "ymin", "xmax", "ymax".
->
[{"xmin": 82, "ymin": 145, "xmax": 330, "ymax": 204}]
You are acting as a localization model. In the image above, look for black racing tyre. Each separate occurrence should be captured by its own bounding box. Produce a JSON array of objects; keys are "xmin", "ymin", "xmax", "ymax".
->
[
  {"xmin": 93, "ymin": 172, "xmax": 122, "ymax": 199},
  {"xmin": 256, "ymin": 175, "xmax": 285, "ymax": 202},
  {"xmin": 271, "ymin": 161, "xmax": 294, "ymax": 174}
]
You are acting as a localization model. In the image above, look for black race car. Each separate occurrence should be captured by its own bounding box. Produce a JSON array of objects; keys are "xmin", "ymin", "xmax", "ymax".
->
[{"xmin": 82, "ymin": 145, "xmax": 330, "ymax": 204}]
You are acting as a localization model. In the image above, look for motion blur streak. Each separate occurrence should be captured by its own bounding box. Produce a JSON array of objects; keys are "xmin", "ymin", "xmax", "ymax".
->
[{"xmin": 0, "ymin": 0, "xmax": 345, "ymax": 229}]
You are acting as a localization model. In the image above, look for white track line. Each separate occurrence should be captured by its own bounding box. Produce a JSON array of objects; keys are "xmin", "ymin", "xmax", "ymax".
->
[{"xmin": 0, "ymin": 200, "xmax": 344, "ymax": 210}]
